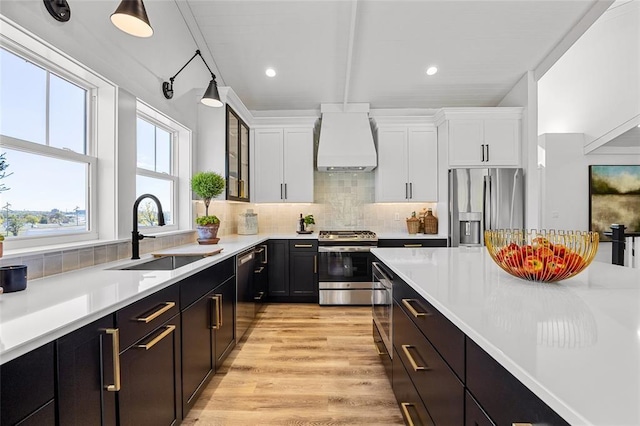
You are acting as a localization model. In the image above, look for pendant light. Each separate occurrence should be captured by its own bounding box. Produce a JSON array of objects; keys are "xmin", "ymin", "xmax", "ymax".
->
[
  {"xmin": 162, "ymin": 50, "xmax": 223, "ymax": 108},
  {"xmin": 111, "ymin": 0, "xmax": 153, "ymax": 38}
]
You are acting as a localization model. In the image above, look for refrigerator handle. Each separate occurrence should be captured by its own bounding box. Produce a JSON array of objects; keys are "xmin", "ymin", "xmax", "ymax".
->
[{"xmin": 483, "ymin": 175, "xmax": 491, "ymax": 236}]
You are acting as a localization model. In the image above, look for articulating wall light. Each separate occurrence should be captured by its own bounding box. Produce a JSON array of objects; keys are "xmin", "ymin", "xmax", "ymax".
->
[
  {"xmin": 162, "ymin": 50, "xmax": 223, "ymax": 108},
  {"xmin": 111, "ymin": 0, "xmax": 153, "ymax": 38}
]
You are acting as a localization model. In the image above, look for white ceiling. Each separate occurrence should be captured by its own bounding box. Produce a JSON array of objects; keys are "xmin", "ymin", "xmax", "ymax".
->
[{"xmin": 179, "ymin": 0, "xmax": 600, "ymax": 112}]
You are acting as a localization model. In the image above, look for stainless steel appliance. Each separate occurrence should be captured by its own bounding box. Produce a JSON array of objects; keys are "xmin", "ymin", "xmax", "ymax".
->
[
  {"xmin": 449, "ymin": 168, "xmax": 524, "ymax": 247},
  {"xmin": 372, "ymin": 262, "xmax": 393, "ymax": 359},
  {"xmin": 318, "ymin": 230, "xmax": 377, "ymax": 305}
]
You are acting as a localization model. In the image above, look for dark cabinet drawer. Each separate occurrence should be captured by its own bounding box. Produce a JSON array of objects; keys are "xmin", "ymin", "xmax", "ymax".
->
[
  {"xmin": 289, "ymin": 239, "xmax": 317, "ymax": 251},
  {"xmin": 466, "ymin": 338, "xmax": 569, "ymax": 426},
  {"xmin": 392, "ymin": 347, "xmax": 434, "ymax": 426},
  {"xmin": 394, "ymin": 301, "xmax": 464, "ymax": 425},
  {"xmin": 16, "ymin": 399, "xmax": 55, "ymax": 426},
  {"xmin": 180, "ymin": 257, "xmax": 235, "ymax": 308},
  {"xmin": 117, "ymin": 284, "xmax": 180, "ymax": 350},
  {"xmin": 465, "ymin": 390, "xmax": 495, "ymax": 426},
  {"xmin": 394, "ymin": 277, "xmax": 465, "ymax": 379},
  {"xmin": 1, "ymin": 342, "xmax": 55, "ymax": 426},
  {"xmin": 378, "ymin": 239, "xmax": 447, "ymax": 248},
  {"xmin": 373, "ymin": 320, "xmax": 392, "ymax": 383}
]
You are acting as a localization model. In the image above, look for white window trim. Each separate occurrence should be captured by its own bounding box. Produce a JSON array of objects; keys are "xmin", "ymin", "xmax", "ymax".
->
[
  {"xmin": 0, "ymin": 16, "xmax": 118, "ymax": 250},
  {"xmin": 136, "ymin": 100, "xmax": 192, "ymax": 234}
]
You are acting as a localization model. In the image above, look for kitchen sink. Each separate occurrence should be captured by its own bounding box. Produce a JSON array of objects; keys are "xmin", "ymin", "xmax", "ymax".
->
[{"xmin": 113, "ymin": 255, "xmax": 206, "ymax": 271}]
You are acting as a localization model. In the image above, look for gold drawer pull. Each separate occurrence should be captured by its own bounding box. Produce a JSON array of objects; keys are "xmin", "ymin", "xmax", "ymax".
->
[
  {"xmin": 404, "ymin": 244, "xmax": 422, "ymax": 248},
  {"xmin": 136, "ymin": 301, "xmax": 176, "ymax": 323},
  {"xmin": 105, "ymin": 328, "xmax": 121, "ymax": 392},
  {"xmin": 402, "ymin": 299, "xmax": 428, "ymax": 318},
  {"xmin": 374, "ymin": 342, "xmax": 387, "ymax": 356},
  {"xmin": 211, "ymin": 294, "xmax": 223, "ymax": 329},
  {"xmin": 402, "ymin": 344, "xmax": 428, "ymax": 371},
  {"xmin": 294, "ymin": 244, "xmax": 313, "ymax": 248},
  {"xmin": 400, "ymin": 402, "xmax": 416, "ymax": 426},
  {"xmin": 136, "ymin": 325, "xmax": 175, "ymax": 350},
  {"xmin": 254, "ymin": 266, "xmax": 265, "ymax": 273},
  {"xmin": 512, "ymin": 424, "xmax": 533, "ymax": 426}
]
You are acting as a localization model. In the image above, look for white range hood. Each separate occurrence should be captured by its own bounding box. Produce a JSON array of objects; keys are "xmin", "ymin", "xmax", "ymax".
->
[{"xmin": 317, "ymin": 104, "xmax": 377, "ymax": 172}]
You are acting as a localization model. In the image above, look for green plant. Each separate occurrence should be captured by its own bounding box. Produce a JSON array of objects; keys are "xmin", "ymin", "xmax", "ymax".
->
[
  {"xmin": 303, "ymin": 214, "xmax": 315, "ymax": 225},
  {"xmin": 190, "ymin": 171, "xmax": 225, "ymax": 219},
  {"xmin": 0, "ymin": 152, "xmax": 12, "ymax": 193},
  {"xmin": 196, "ymin": 215, "xmax": 220, "ymax": 226}
]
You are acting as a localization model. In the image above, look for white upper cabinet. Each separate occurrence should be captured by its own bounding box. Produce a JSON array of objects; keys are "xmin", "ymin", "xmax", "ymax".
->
[
  {"xmin": 375, "ymin": 124, "xmax": 438, "ymax": 202},
  {"xmin": 253, "ymin": 123, "xmax": 314, "ymax": 203},
  {"xmin": 436, "ymin": 108, "xmax": 523, "ymax": 168}
]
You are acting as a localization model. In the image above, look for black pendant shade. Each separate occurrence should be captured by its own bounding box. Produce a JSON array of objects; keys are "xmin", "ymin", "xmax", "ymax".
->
[
  {"xmin": 111, "ymin": 0, "xmax": 153, "ymax": 38},
  {"xmin": 201, "ymin": 78, "xmax": 223, "ymax": 107}
]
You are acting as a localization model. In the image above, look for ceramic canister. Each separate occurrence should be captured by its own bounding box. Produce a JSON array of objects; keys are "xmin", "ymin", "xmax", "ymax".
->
[{"xmin": 0, "ymin": 265, "xmax": 28, "ymax": 292}]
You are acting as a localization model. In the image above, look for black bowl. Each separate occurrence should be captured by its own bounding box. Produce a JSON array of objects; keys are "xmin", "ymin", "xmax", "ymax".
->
[{"xmin": 0, "ymin": 265, "xmax": 28, "ymax": 292}]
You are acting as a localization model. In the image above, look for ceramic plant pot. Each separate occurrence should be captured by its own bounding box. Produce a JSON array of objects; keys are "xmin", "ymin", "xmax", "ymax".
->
[{"xmin": 196, "ymin": 223, "xmax": 220, "ymax": 245}]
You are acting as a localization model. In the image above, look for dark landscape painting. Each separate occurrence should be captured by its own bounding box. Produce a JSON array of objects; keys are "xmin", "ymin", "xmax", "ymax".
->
[{"xmin": 589, "ymin": 165, "xmax": 640, "ymax": 241}]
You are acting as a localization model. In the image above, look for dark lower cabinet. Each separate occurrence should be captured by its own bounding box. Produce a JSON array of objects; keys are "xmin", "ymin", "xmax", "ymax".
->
[
  {"xmin": 268, "ymin": 239, "xmax": 317, "ymax": 301},
  {"xmin": 119, "ymin": 316, "xmax": 181, "ymax": 426},
  {"xmin": 373, "ymin": 321, "xmax": 392, "ymax": 383},
  {"xmin": 377, "ymin": 239, "xmax": 447, "ymax": 248},
  {"xmin": 465, "ymin": 391, "xmax": 495, "ymax": 426},
  {"xmin": 0, "ymin": 342, "xmax": 55, "ymax": 426},
  {"xmin": 57, "ymin": 315, "xmax": 117, "ymax": 426},
  {"xmin": 214, "ymin": 276, "xmax": 236, "ymax": 369},
  {"xmin": 392, "ymin": 347, "xmax": 434, "ymax": 426}
]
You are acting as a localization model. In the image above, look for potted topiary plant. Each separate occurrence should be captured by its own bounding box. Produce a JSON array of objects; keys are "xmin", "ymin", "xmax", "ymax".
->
[
  {"xmin": 303, "ymin": 214, "xmax": 315, "ymax": 232},
  {"xmin": 190, "ymin": 171, "xmax": 225, "ymax": 244}
]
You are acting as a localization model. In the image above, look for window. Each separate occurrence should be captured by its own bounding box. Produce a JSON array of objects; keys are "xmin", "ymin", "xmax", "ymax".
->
[
  {"xmin": 135, "ymin": 114, "xmax": 177, "ymax": 228},
  {"xmin": 0, "ymin": 46, "xmax": 95, "ymax": 241}
]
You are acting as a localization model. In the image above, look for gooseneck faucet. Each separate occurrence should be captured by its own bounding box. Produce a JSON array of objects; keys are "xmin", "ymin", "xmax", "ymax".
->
[{"xmin": 132, "ymin": 193, "xmax": 166, "ymax": 259}]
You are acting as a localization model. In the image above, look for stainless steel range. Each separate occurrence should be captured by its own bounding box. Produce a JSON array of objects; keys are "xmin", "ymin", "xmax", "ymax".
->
[{"xmin": 318, "ymin": 230, "xmax": 378, "ymax": 305}]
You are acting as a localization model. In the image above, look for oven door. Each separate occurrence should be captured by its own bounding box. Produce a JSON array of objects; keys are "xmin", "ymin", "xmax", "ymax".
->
[
  {"xmin": 372, "ymin": 262, "xmax": 393, "ymax": 357},
  {"xmin": 318, "ymin": 246, "xmax": 372, "ymax": 283}
]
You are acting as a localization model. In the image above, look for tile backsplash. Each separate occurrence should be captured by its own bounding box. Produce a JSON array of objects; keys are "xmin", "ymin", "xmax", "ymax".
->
[{"xmin": 3, "ymin": 171, "xmax": 440, "ymax": 280}]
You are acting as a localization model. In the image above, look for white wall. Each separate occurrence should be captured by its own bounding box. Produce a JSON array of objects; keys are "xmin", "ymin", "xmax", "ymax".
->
[
  {"xmin": 538, "ymin": 1, "xmax": 640, "ymax": 148},
  {"xmin": 498, "ymin": 71, "xmax": 539, "ymax": 229},
  {"xmin": 539, "ymin": 133, "xmax": 639, "ymax": 231}
]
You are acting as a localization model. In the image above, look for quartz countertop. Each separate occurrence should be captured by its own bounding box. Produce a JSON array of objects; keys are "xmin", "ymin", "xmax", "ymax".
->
[
  {"xmin": 371, "ymin": 247, "xmax": 640, "ymax": 426},
  {"xmin": 0, "ymin": 235, "xmax": 268, "ymax": 364}
]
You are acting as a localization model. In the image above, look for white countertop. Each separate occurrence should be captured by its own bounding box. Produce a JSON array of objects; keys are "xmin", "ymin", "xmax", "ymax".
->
[
  {"xmin": 0, "ymin": 235, "xmax": 268, "ymax": 364},
  {"xmin": 371, "ymin": 247, "xmax": 640, "ymax": 426}
]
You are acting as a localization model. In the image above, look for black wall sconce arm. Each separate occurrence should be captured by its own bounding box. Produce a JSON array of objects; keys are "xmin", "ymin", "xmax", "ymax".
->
[{"xmin": 162, "ymin": 50, "xmax": 216, "ymax": 100}]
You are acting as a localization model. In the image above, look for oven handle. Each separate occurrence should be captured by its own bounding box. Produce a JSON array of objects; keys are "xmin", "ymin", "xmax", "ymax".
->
[
  {"xmin": 372, "ymin": 262, "xmax": 392, "ymax": 282},
  {"xmin": 318, "ymin": 246, "xmax": 372, "ymax": 253}
]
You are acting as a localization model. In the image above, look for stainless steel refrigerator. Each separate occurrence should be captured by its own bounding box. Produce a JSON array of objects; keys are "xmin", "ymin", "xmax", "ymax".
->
[{"xmin": 449, "ymin": 168, "xmax": 524, "ymax": 246}]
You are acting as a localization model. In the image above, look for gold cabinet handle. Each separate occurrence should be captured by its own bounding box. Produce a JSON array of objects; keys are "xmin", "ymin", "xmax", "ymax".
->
[
  {"xmin": 260, "ymin": 244, "xmax": 268, "ymax": 264},
  {"xmin": 374, "ymin": 343, "xmax": 387, "ymax": 356},
  {"xmin": 135, "ymin": 301, "xmax": 175, "ymax": 323},
  {"xmin": 402, "ymin": 299, "xmax": 429, "ymax": 318},
  {"xmin": 211, "ymin": 294, "xmax": 223, "ymax": 329},
  {"xmin": 314, "ymin": 255, "xmax": 317, "ymax": 274},
  {"xmin": 400, "ymin": 402, "xmax": 416, "ymax": 426},
  {"xmin": 294, "ymin": 244, "xmax": 313, "ymax": 248},
  {"xmin": 403, "ymin": 244, "xmax": 422, "ymax": 248},
  {"xmin": 136, "ymin": 325, "xmax": 176, "ymax": 350},
  {"xmin": 254, "ymin": 266, "xmax": 265, "ymax": 274},
  {"xmin": 401, "ymin": 344, "xmax": 428, "ymax": 372},
  {"xmin": 105, "ymin": 328, "xmax": 121, "ymax": 392},
  {"xmin": 512, "ymin": 424, "xmax": 534, "ymax": 426}
]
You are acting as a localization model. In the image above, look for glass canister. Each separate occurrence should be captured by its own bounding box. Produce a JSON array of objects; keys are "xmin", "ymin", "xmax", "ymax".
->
[{"xmin": 237, "ymin": 209, "xmax": 258, "ymax": 235}]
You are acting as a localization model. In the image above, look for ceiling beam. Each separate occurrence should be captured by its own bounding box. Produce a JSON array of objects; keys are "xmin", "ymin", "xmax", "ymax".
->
[{"xmin": 342, "ymin": 0, "xmax": 359, "ymax": 109}]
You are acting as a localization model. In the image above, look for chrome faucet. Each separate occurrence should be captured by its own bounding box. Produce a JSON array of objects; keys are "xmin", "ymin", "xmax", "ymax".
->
[{"xmin": 132, "ymin": 194, "xmax": 166, "ymax": 259}]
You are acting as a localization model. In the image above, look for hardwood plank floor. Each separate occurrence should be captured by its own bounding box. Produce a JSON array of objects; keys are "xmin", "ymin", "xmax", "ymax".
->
[{"xmin": 182, "ymin": 303, "xmax": 404, "ymax": 426}]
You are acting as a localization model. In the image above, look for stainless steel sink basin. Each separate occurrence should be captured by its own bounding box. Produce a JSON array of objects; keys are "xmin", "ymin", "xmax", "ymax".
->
[{"xmin": 114, "ymin": 255, "xmax": 206, "ymax": 271}]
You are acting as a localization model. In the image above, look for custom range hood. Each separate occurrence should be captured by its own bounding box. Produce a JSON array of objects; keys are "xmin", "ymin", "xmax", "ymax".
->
[{"xmin": 317, "ymin": 104, "xmax": 377, "ymax": 172}]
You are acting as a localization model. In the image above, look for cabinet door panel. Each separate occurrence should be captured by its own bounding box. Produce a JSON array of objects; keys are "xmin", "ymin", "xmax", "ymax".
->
[
  {"xmin": 119, "ymin": 320, "xmax": 181, "ymax": 426},
  {"xmin": 483, "ymin": 119, "xmax": 519, "ymax": 166},
  {"xmin": 448, "ymin": 120, "xmax": 484, "ymax": 166},
  {"xmin": 57, "ymin": 315, "xmax": 117, "ymax": 426},
  {"xmin": 16, "ymin": 399, "xmax": 55, "ymax": 426},
  {"xmin": 267, "ymin": 240, "xmax": 289, "ymax": 296},
  {"xmin": 376, "ymin": 128, "xmax": 408, "ymax": 202},
  {"xmin": 214, "ymin": 277, "xmax": 236, "ymax": 369},
  {"xmin": 283, "ymin": 128, "xmax": 314, "ymax": 202},
  {"xmin": 181, "ymin": 294, "xmax": 214, "ymax": 413},
  {"xmin": 465, "ymin": 390, "xmax": 495, "ymax": 426},
  {"xmin": 408, "ymin": 128, "xmax": 438, "ymax": 202},
  {"xmin": 289, "ymin": 251, "xmax": 317, "ymax": 296},
  {"xmin": 254, "ymin": 129, "xmax": 284, "ymax": 202}
]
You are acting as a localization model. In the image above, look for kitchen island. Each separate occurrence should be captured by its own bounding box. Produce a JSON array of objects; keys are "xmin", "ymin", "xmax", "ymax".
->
[{"xmin": 371, "ymin": 247, "xmax": 640, "ymax": 425}]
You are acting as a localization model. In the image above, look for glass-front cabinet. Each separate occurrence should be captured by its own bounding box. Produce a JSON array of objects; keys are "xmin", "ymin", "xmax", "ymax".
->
[{"xmin": 226, "ymin": 105, "xmax": 250, "ymax": 201}]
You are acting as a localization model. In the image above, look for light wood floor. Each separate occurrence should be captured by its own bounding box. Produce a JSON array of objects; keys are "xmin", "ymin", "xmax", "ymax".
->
[{"xmin": 182, "ymin": 303, "xmax": 404, "ymax": 426}]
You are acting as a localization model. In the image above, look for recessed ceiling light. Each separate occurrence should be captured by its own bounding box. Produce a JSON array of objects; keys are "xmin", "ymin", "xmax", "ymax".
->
[
  {"xmin": 265, "ymin": 68, "xmax": 276, "ymax": 77},
  {"xmin": 426, "ymin": 66, "xmax": 438, "ymax": 76}
]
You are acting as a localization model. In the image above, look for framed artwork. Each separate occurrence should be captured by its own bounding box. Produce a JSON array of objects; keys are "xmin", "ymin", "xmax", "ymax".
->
[{"xmin": 589, "ymin": 165, "xmax": 640, "ymax": 241}]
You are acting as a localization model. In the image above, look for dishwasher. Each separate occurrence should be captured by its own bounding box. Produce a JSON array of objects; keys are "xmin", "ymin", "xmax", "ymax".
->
[{"xmin": 236, "ymin": 249, "xmax": 255, "ymax": 341}]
